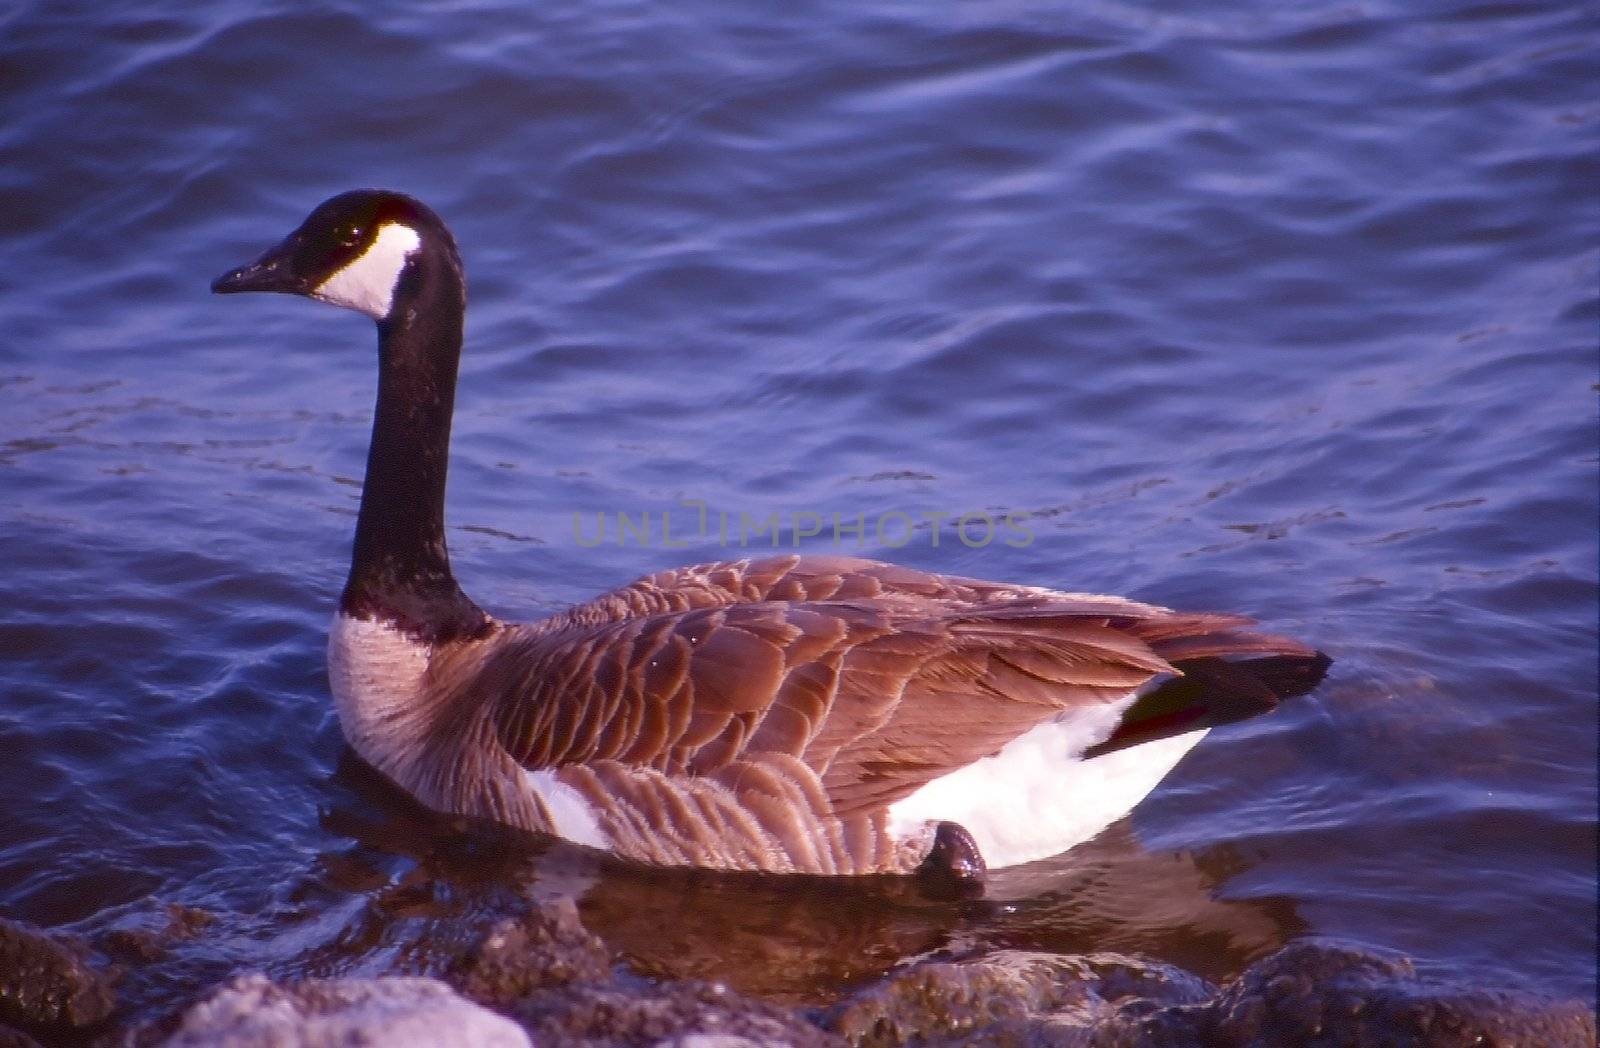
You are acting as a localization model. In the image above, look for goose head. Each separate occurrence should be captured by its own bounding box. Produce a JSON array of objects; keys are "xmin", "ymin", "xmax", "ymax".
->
[{"xmin": 211, "ymin": 190, "xmax": 458, "ymax": 322}]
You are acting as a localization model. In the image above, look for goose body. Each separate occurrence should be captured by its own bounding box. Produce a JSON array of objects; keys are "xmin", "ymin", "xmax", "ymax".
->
[{"xmin": 213, "ymin": 190, "xmax": 1330, "ymax": 879}]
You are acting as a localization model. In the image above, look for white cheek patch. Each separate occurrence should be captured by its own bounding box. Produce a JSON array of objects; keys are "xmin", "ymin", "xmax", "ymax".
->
[{"xmin": 314, "ymin": 223, "xmax": 422, "ymax": 319}]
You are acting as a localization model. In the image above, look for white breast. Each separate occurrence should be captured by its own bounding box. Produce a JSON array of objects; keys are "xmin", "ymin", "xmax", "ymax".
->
[
  {"xmin": 327, "ymin": 611, "xmax": 433, "ymax": 777},
  {"xmin": 329, "ymin": 613, "xmax": 613, "ymax": 851},
  {"xmin": 886, "ymin": 695, "xmax": 1208, "ymax": 869}
]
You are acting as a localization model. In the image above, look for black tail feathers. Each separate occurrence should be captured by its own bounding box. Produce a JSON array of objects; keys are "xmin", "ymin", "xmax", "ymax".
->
[{"xmin": 1083, "ymin": 650, "xmax": 1331, "ymax": 759}]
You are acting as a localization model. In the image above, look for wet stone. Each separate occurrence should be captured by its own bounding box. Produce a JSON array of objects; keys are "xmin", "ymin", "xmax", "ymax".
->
[
  {"xmin": 96, "ymin": 903, "xmax": 216, "ymax": 966},
  {"xmin": 447, "ymin": 897, "xmax": 613, "ymax": 1005},
  {"xmin": 119, "ymin": 902, "xmax": 1599, "ymax": 1048},
  {"xmin": 821, "ymin": 940, "xmax": 1596, "ymax": 1048},
  {"xmin": 821, "ymin": 948, "xmax": 1209, "ymax": 1047},
  {"xmin": 505, "ymin": 978, "xmax": 842, "ymax": 1048},
  {"xmin": 0, "ymin": 917, "xmax": 117, "ymax": 1034},
  {"xmin": 440, "ymin": 899, "xmax": 837, "ymax": 1047},
  {"xmin": 1101, "ymin": 939, "xmax": 1598, "ymax": 1048},
  {"xmin": 159, "ymin": 974, "xmax": 530, "ymax": 1048}
]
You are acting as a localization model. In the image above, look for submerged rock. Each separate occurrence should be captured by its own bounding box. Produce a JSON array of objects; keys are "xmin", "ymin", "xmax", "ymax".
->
[
  {"xmin": 1109, "ymin": 939, "xmax": 1599, "ymax": 1048},
  {"xmin": 131, "ymin": 894, "xmax": 1596, "ymax": 1048},
  {"xmin": 96, "ymin": 903, "xmax": 216, "ymax": 966},
  {"xmin": 822, "ymin": 949, "xmax": 1209, "ymax": 1047},
  {"xmin": 503, "ymin": 978, "xmax": 842, "ymax": 1048},
  {"xmin": 822, "ymin": 940, "xmax": 1596, "ymax": 1048},
  {"xmin": 0, "ymin": 917, "xmax": 117, "ymax": 1035},
  {"xmin": 444, "ymin": 897, "xmax": 838, "ymax": 1047},
  {"xmin": 160, "ymin": 975, "xmax": 530, "ymax": 1048},
  {"xmin": 448, "ymin": 897, "xmax": 612, "ymax": 1005}
]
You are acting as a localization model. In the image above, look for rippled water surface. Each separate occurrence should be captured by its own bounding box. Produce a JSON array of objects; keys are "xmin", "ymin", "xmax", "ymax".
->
[{"xmin": 2, "ymin": 0, "xmax": 1596, "ymax": 1032}]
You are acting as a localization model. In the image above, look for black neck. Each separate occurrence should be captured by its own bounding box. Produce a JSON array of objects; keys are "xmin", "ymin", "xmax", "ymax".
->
[{"xmin": 340, "ymin": 248, "xmax": 489, "ymax": 643}]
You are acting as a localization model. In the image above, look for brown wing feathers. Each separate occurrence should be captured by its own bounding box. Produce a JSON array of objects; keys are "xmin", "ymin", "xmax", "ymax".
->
[
  {"xmin": 489, "ymin": 600, "xmax": 896, "ymax": 772},
  {"xmin": 480, "ymin": 556, "xmax": 1327, "ymax": 858}
]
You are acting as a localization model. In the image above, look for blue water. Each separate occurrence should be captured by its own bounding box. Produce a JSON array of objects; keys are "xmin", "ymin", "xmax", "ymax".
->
[{"xmin": 2, "ymin": 0, "xmax": 1595, "ymax": 1030}]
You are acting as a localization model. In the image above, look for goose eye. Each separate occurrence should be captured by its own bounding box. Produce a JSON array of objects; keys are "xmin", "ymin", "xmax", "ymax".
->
[{"xmin": 337, "ymin": 225, "xmax": 363, "ymax": 248}]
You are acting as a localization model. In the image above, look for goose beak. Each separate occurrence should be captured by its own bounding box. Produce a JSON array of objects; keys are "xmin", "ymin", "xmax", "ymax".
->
[{"xmin": 212, "ymin": 237, "xmax": 311, "ymax": 296}]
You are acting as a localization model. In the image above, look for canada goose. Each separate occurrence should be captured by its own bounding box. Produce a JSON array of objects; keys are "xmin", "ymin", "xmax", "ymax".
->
[{"xmin": 212, "ymin": 189, "xmax": 1329, "ymax": 884}]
